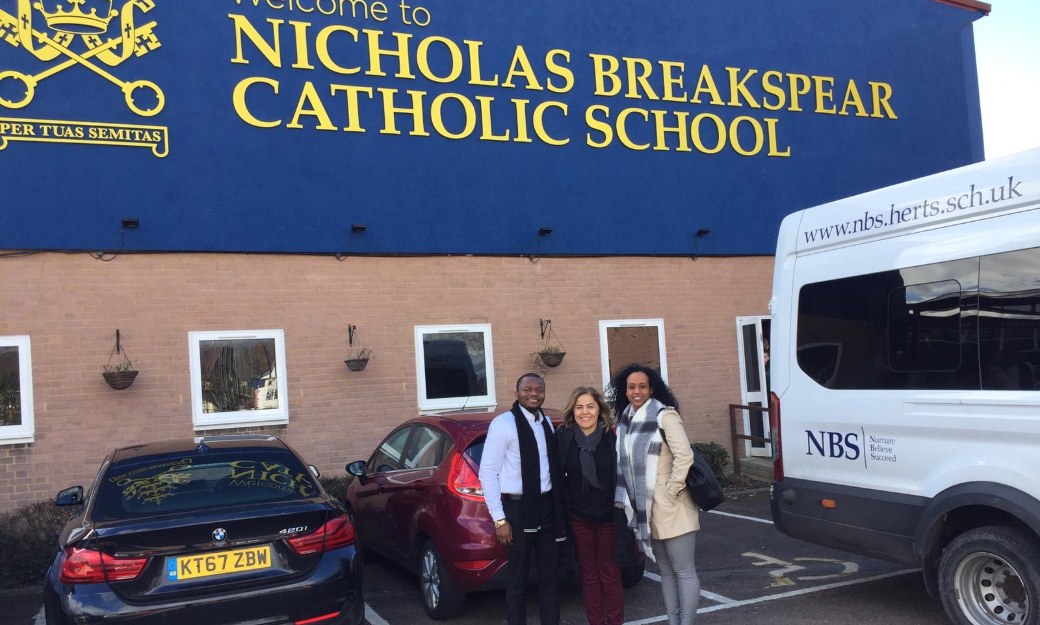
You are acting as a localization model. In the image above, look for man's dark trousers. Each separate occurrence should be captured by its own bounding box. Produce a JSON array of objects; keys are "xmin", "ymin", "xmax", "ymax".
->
[{"xmin": 503, "ymin": 493, "xmax": 560, "ymax": 625}]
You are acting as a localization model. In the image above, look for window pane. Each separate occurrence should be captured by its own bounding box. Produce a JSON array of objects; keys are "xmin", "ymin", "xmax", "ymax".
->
[
  {"xmin": 606, "ymin": 326, "xmax": 661, "ymax": 381},
  {"xmin": 741, "ymin": 324, "xmax": 761, "ymax": 393},
  {"xmin": 797, "ymin": 258, "xmax": 977, "ymax": 390},
  {"xmin": 422, "ymin": 332, "xmax": 487, "ymax": 400},
  {"xmin": 199, "ymin": 338, "xmax": 278, "ymax": 413},
  {"xmin": 980, "ymin": 247, "xmax": 1040, "ymax": 390},
  {"xmin": 888, "ymin": 280, "xmax": 962, "ymax": 372},
  {"xmin": 369, "ymin": 428, "xmax": 413, "ymax": 473},
  {"xmin": 96, "ymin": 450, "xmax": 318, "ymax": 521},
  {"xmin": 404, "ymin": 426, "xmax": 449, "ymax": 469},
  {"xmin": 0, "ymin": 346, "xmax": 21, "ymax": 427}
]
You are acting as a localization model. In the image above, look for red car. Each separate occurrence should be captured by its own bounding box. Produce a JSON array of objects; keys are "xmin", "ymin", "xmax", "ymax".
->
[{"xmin": 345, "ymin": 407, "xmax": 644, "ymax": 619}]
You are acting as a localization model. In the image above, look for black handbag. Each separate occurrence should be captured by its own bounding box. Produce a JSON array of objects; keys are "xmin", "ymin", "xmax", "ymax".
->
[
  {"xmin": 659, "ymin": 427, "xmax": 725, "ymax": 512},
  {"xmin": 612, "ymin": 507, "xmax": 639, "ymax": 567},
  {"xmin": 686, "ymin": 448, "xmax": 726, "ymax": 511}
]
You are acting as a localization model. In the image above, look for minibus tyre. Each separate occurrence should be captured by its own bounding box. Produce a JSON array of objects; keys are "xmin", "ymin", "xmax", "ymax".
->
[
  {"xmin": 938, "ymin": 526, "xmax": 1040, "ymax": 625},
  {"xmin": 419, "ymin": 540, "xmax": 467, "ymax": 619}
]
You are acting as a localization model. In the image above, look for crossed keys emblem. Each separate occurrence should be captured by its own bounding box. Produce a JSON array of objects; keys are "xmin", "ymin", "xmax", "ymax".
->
[{"xmin": 0, "ymin": 0, "xmax": 163, "ymax": 117}]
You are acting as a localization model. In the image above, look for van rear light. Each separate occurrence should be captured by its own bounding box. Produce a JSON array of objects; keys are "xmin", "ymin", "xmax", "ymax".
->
[
  {"xmin": 59, "ymin": 546, "xmax": 148, "ymax": 584},
  {"xmin": 769, "ymin": 391, "xmax": 783, "ymax": 481},
  {"xmin": 447, "ymin": 451, "xmax": 484, "ymax": 502},
  {"xmin": 287, "ymin": 515, "xmax": 356, "ymax": 555}
]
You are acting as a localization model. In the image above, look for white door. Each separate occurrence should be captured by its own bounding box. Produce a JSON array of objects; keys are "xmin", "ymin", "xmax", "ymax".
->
[{"xmin": 735, "ymin": 316, "xmax": 771, "ymax": 457}]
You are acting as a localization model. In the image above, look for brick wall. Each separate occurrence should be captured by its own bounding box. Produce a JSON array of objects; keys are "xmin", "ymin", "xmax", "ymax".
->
[{"xmin": 0, "ymin": 252, "xmax": 772, "ymax": 510}]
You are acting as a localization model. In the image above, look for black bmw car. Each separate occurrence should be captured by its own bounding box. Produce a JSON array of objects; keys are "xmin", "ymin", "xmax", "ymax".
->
[{"xmin": 43, "ymin": 435, "xmax": 363, "ymax": 625}]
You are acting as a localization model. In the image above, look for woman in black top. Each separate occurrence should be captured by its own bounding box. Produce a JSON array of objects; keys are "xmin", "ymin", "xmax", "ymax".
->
[{"xmin": 556, "ymin": 386, "xmax": 623, "ymax": 625}]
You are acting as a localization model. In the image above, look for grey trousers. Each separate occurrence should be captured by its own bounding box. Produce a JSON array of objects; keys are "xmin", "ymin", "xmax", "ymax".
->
[{"xmin": 651, "ymin": 532, "xmax": 700, "ymax": 625}]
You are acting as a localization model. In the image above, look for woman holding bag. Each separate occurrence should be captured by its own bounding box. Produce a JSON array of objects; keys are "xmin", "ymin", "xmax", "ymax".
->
[
  {"xmin": 611, "ymin": 364, "xmax": 700, "ymax": 625},
  {"xmin": 556, "ymin": 386, "xmax": 624, "ymax": 625}
]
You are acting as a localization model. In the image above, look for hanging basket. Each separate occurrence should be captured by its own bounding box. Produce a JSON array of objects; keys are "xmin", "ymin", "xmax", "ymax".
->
[
  {"xmin": 103, "ymin": 370, "xmax": 139, "ymax": 390},
  {"xmin": 538, "ymin": 350, "xmax": 566, "ymax": 368},
  {"xmin": 345, "ymin": 358, "xmax": 370, "ymax": 372}
]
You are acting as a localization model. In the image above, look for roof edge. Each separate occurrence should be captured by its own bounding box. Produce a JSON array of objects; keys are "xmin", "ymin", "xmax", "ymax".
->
[{"xmin": 932, "ymin": 0, "xmax": 992, "ymax": 15}]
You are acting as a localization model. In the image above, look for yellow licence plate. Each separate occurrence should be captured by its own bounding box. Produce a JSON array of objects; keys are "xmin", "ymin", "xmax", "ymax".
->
[{"xmin": 168, "ymin": 545, "xmax": 272, "ymax": 581}]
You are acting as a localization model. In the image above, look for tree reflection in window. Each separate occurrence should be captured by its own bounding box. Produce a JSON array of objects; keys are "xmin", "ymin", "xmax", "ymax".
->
[{"xmin": 199, "ymin": 338, "xmax": 277, "ymax": 413}]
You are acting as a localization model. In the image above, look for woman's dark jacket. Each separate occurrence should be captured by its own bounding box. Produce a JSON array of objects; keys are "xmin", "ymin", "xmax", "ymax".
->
[{"xmin": 555, "ymin": 425, "xmax": 617, "ymax": 524}]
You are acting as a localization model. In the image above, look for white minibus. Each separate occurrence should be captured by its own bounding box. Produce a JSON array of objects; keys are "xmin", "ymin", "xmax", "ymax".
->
[{"xmin": 769, "ymin": 148, "xmax": 1040, "ymax": 625}]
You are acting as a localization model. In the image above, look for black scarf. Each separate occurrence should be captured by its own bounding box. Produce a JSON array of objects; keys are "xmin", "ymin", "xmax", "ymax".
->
[
  {"xmin": 573, "ymin": 426, "xmax": 605, "ymax": 490},
  {"xmin": 510, "ymin": 402, "xmax": 567, "ymax": 539}
]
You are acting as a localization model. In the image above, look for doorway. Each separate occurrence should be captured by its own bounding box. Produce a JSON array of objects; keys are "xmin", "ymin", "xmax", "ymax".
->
[{"xmin": 735, "ymin": 316, "xmax": 771, "ymax": 457}]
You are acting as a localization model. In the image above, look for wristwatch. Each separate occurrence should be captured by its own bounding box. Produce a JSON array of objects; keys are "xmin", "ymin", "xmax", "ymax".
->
[{"xmin": 494, "ymin": 519, "xmax": 507, "ymax": 528}]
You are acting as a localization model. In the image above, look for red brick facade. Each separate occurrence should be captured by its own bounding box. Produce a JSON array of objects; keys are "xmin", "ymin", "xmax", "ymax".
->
[{"xmin": 0, "ymin": 252, "xmax": 772, "ymax": 510}]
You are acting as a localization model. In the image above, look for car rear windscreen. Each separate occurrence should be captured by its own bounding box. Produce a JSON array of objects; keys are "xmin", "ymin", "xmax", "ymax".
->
[{"xmin": 95, "ymin": 449, "xmax": 320, "ymax": 521}]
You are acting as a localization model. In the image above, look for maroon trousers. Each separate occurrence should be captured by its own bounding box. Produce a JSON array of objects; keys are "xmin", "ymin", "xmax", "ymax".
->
[{"xmin": 570, "ymin": 515, "xmax": 624, "ymax": 625}]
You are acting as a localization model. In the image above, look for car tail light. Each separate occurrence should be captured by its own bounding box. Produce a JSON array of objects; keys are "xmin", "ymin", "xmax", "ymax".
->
[
  {"xmin": 287, "ymin": 514, "xmax": 356, "ymax": 555},
  {"xmin": 769, "ymin": 391, "xmax": 783, "ymax": 481},
  {"xmin": 59, "ymin": 546, "xmax": 148, "ymax": 584},
  {"xmin": 447, "ymin": 451, "xmax": 484, "ymax": 502}
]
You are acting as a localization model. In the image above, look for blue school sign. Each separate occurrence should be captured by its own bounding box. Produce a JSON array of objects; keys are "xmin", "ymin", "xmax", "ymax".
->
[{"xmin": 0, "ymin": 0, "xmax": 986, "ymax": 255}]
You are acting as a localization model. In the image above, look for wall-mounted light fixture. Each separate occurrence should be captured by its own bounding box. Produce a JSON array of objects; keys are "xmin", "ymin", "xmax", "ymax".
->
[
  {"xmin": 121, "ymin": 218, "xmax": 140, "ymax": 230},
  {"xmin": 692, "ymin": 228, "xmax": 711, "ymax": 261},
  {"xmin": 336, "ymin": 225, "xmax": 368, "ymax": 260},
  {"xmin": 530, "ymin": 227, "xmax": 554, "ymax": 262}
]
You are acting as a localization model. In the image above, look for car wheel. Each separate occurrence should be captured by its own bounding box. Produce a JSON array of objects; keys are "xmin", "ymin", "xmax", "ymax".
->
[
  {"xmin": 621, "ymin": 558, "xmax": 645, "ymax": 588},
  {"xmin": 419, "ymin": 540, "xmax": 467, "ymax": 620},
  {"xmin": 938, "ymin": 526, "xmax": 1040, "ymax": 625}
]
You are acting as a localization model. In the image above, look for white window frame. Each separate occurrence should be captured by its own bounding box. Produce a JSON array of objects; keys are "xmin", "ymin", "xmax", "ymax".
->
[
  {"xmin": 0, "ymin": 335, "xmax": 35, "ymax": 445},
  {"xmin": 599, "ymin": 319, "xmax": 669, "ymax": 390},
  {"xmin": 189, "ymin": 330, "xmax": 289, "ymax": 430},
  {"xmin": 415, "ymin": 324, "xmax": 496, "ymax": 412}
]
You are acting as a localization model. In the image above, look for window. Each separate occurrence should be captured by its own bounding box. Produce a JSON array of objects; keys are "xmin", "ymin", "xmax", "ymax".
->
[
  {"xmin": 888, "ymin": 280, "xmax": 963, "ymax": 373},
  {"xmin": 96, "ymin": 448, "xmax": 318, "ymax": 521},
  {"xmin": 980, "ymin": 247, "xmax": 1040, "ymax": 390},
  {"xmin": 798, "ymin": 246, "xmax": 1040, "ymax": 391},
  {"xmin": 189, "ymin": 330, "xmax": 288, "ymax": 429},
  {"xmin": 415, "ymin": 325, "xmax": 495, "ymax": 411},
  {"xmin": 403, "ymin": 426, "xmax": 451, "ymax": 469},
  {"xmin": 368, "ymin": 427, "xmax": 414, "ymax": 473},
  {"xmin": 0, "ymin": 335, "xmax": 34, "ymax": 444},
  {"xmin": 599, "ymin": 319, "xmax": 668, "ymax": 389}
]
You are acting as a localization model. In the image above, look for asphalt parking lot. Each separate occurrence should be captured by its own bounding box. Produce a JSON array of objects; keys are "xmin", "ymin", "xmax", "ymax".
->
[
  {"xmin": 5, "ymin": 487, "xmax": 951, "ymax": 625},
  {"xmin": 362, "ymin": 487, "xmax": 950, "ymax": 625}
]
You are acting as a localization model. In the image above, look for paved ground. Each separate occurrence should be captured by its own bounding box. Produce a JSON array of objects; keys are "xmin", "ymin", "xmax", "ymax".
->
[{"xmin": 3, "ymin": 486, "xmax": 951, "ymax": 625}]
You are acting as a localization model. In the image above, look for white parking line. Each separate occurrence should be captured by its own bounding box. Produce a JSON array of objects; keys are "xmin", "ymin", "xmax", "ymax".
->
[
  {"xmin": 623, "ymin": 568, "xmax": 919, "ymax": 624},
  {"xmin": 642, "ymin": 572, "xmax": 736, "ymax": 604},
  {"xmin": 366, "ymin": 603, "xmax": 391, "ymax": 625},
  {"xmin": 707, "ymin": 509, "xmax": 773, "ymax": 524}
]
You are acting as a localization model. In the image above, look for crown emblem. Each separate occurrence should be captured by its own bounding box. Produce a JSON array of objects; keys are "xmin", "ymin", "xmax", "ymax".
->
[{"xmin": 33, "ymin": 0, "xmax": 115, "ymax": 35}]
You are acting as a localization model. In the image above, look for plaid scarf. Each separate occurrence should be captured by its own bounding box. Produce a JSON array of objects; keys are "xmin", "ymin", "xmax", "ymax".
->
[{"xmin": 615, "ymin": 397, "xmax": 665, "ymax": 562}]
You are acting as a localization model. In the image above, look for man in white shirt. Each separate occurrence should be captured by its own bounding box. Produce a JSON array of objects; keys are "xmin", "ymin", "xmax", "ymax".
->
[{"xmin": 479, "ymin": 372, "xmax": 566, "ymax": 625}]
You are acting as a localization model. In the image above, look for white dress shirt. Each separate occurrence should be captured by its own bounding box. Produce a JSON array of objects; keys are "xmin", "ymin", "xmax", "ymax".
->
[{"xmin": 479, "ymin": 406, "xmax": 554, "ymax": 522}]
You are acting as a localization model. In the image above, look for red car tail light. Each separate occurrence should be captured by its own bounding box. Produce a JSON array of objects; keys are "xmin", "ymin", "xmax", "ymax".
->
[
  {"xmin": 287, "ymin": 514, "xmax": 356, "ymax": 555},
  {"xmin": 446, "ymin": 451, "xmax": 484, "ymax": 502},
  {"xmin": 59, "ymin": 547, "xmax": 148, "ymax": 584},
  {"xmin": 769, "ymin": 391, "xmax": 783, "ymax": 481}
]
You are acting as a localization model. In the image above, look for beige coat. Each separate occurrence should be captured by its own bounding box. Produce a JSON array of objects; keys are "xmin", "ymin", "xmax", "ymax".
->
[{"xmin": 649, "ymin": 409, "xmax": 701, "ymax": 539}]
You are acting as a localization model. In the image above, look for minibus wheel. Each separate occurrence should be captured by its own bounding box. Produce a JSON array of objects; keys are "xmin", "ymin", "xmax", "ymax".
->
[{"xmin": 938, "ymin": 526, "xmax": 1040, "ymax": 625}]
